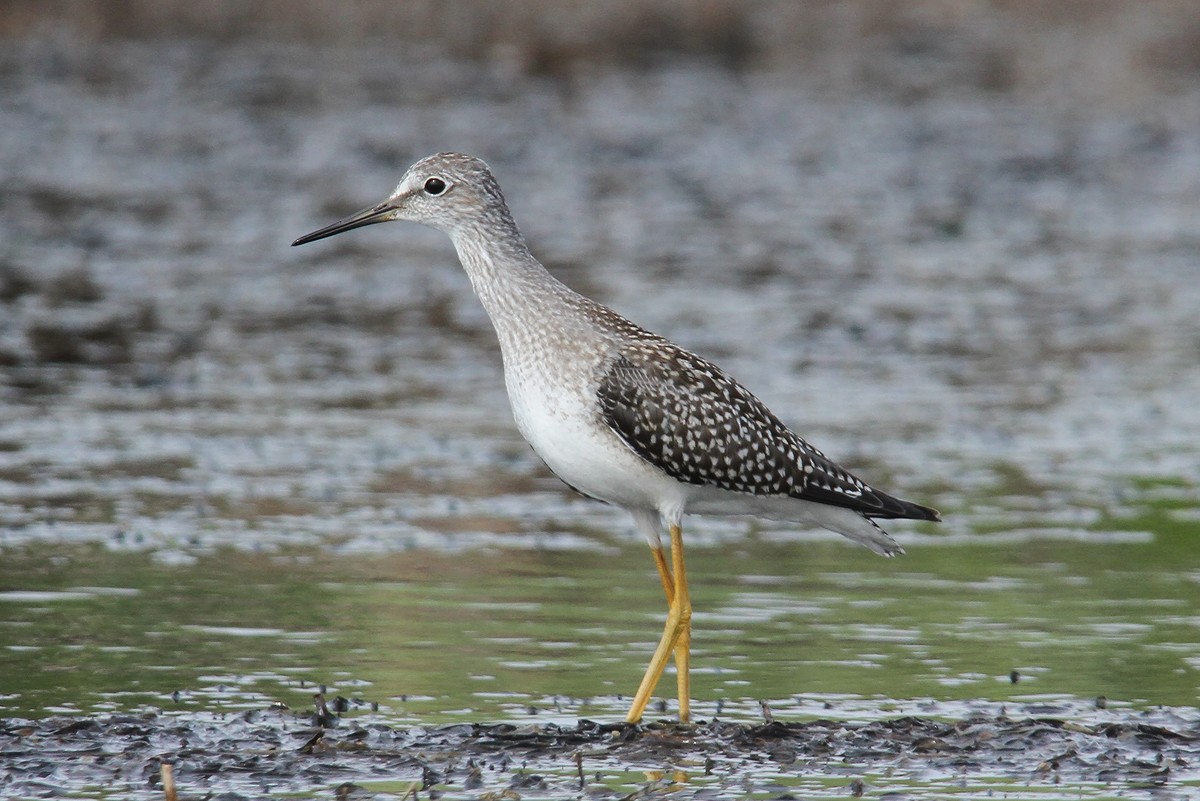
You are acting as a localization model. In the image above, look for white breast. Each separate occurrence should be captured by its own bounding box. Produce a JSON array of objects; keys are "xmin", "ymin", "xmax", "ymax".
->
[{"xmin": 504, "ymin": 358, "xmax": 687, "ymax": 517}]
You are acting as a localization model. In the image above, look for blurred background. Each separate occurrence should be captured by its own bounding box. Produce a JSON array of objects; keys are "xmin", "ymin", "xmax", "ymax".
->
[{"xmin": 1, "ymin": 0, "xmax": 1199, "ymax": 730}]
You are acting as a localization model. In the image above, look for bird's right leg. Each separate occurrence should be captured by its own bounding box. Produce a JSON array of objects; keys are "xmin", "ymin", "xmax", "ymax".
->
[
  {"xmin": 648, "ymin": 542, "xmax": 691, "ymax": 722},
  {"xmin": 627, "ymin": 524, "xmax": 692, "ymax": 724}
]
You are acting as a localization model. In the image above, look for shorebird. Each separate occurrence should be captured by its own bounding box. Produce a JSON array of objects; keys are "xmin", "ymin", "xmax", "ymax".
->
[{"xmin": 293, "ymin": 152, "xmax": 940, "ymax": 724}]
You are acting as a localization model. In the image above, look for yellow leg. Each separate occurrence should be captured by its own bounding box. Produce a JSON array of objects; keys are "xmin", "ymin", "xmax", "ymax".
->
[
  {"xmin": 651, "ymin": 545, "xmax": 674, "ymax": 603},
  {"xmin": 626, "ymin": 524, "xmax": 692, "ymax": 724},
  {"xmin": 650, "ymin": 541, "xmax": 691, "ymax": 722},
  {"xmin": 671, "ymin": 525, "xmax": 691, "ymax": 723}
]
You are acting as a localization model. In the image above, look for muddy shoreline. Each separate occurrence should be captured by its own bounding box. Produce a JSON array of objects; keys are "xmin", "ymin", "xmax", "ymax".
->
[{"xmin": 4, "ymin": 702, "xmax": 1199, "ymax": 799}]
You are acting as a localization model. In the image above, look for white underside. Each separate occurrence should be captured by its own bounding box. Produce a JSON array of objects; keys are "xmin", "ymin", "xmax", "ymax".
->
[
  {"xmin": 686, "ymin": 486, "xmax": 902, "ymax": 556},
  {"xmin": 508, "ymin": 376, "xmax": 691, "ymax": 516}
]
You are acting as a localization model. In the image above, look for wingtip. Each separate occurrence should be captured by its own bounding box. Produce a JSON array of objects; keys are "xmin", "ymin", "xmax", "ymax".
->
[{"xmin": 900, "ymin": 499, "xmax": 941, "ymax": 523}]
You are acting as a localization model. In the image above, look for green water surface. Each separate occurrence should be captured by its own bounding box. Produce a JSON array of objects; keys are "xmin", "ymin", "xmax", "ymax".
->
[{"xmin": 2, "ymin": 501, "xmax": 1196, "ymax": 723}]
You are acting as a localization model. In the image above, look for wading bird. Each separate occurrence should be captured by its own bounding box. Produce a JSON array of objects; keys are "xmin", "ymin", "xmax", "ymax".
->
[{"xmin": 293, "ymin": 152, "xmax": 940, "ymax": 723}]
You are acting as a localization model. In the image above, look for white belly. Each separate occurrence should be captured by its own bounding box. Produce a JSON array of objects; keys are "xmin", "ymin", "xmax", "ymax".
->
[{"xmin": 505, "ymin": 370, "xmax": 687, "ymax": 516}]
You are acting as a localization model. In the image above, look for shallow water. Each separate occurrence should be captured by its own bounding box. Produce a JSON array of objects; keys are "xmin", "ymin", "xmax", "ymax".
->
[
  {"xmin": 1, "ymin": 518, "xmax": 1197, "ymax": 723},
  {"xmin": 1, "ymin": 30, "xmax": 1200, "ymax": 799}
]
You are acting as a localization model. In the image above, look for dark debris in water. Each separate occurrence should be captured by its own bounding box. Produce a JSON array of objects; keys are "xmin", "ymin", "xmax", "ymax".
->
[{"xmin": 2, "ymin": 709, "xmax": 1198, "ymax": 799}]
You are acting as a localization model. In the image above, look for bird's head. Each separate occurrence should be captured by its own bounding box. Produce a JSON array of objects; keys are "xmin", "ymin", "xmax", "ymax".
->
[{"xmin": 292, "ymin": 152, "xmax": 508, "ymax": 246}]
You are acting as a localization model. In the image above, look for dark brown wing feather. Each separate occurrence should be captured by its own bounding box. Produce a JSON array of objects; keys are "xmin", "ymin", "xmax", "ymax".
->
[{"xmin": 597, "ymin": 345, "xmax": 940, "ymax": 521}]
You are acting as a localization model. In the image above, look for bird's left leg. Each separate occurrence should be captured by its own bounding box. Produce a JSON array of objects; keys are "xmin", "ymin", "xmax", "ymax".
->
[
  {"xmin": 668, "ymin": 523, "xmax": 691, "ymax": 722},
  {"xmin": 650, "ymin": 543, "xmax": 674, "ymax": 603}
]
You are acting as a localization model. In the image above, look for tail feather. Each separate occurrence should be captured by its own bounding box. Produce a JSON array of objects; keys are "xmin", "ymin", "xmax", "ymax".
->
[{"xmin": 801, "ymin": 502, "xmax": 905, "ymax": 557}]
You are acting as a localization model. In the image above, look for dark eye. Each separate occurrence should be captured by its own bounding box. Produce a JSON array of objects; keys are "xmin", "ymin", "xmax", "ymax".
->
[{"xmin": 424, "ymin": 177, "xmax": 447, "ymax": 196}]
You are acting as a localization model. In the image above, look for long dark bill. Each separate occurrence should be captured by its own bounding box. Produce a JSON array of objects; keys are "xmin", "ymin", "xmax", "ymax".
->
[{"xmin": 292, "ymin": 202, "xmax": 395, "ymax": 246}]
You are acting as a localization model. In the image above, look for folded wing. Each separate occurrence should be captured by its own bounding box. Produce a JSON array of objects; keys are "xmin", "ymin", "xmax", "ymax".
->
[{"xmin": 596, "ymin": 345, "xmax": 939, "ymax": 521}]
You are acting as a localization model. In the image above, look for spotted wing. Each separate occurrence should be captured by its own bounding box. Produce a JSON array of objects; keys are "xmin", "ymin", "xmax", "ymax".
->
[{"xmin": 596, "ymin": 345, "xmax": 938, "ymax": 520}]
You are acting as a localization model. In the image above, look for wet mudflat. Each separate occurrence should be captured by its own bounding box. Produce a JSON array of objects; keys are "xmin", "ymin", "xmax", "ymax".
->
[
  {"xmin": 4, "ymin": 702, "xmax": 1200, "ymax": 800},
  {"xmin": 3, "ymin": 8, "xmax": 1200, "ymax": 800}
]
